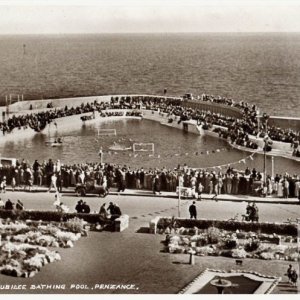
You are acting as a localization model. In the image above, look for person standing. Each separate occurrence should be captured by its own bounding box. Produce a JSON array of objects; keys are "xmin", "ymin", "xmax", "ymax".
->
[
  {"xmin": 189, "ymin": 201, "xmax": 197, "ymax": 219},
  {"xmin": 48, "ymin": 172, "xmax": 58, "ymax": 192},
  {"xmin": 0, "ymin": 176, "xmax": 7, "ymax": 193},
  {"xmin": 283, "ymin": 178, "xmax": 289, "ymax": 199},
  {"xmin": 287, "ymin": 264, "xmax": 293, "ymax": 284},
  {"xmin": 290, "ymin": 269, "xmax": 298, "ymax": 287},
  {"xmin": 153, "ymin": 174, "xmax": 161, "ymax": 195},
  {"xmin": 0, "ymin": 198, "xmax": 4, "ymax": 209},
  {"xmin": 197, "ymin": 182, "xmax": 204, "ymax": 201}
]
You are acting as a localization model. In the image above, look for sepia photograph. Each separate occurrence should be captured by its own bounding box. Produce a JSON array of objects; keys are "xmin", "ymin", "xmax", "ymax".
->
[{"xmin": 0, "ymin": 0, "xmax": 299, "ymax": 297}]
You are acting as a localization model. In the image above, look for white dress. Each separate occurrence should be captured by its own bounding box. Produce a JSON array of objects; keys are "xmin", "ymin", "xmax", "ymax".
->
[{"xmin": 277, "ymin": 181, "xmax": 283, "ymax": 197}]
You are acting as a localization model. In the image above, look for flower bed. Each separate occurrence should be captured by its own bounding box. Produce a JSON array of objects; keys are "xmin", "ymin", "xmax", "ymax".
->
[
  {"xmin": 156, "ymin": 217, "xmax": 298, "ymax": 236},
  {"xmin": 0, "ymin": 217, "xmax": 88, "ymax": 277},
  {"xmin": 164, "ymin": 226, "xmax": 298, "ymax": 262}
]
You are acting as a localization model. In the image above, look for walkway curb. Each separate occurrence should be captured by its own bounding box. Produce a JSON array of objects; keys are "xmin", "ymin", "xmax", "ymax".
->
[{"xmin": 2, "ymin": 187, "xmax": 299, "ymax": 205}]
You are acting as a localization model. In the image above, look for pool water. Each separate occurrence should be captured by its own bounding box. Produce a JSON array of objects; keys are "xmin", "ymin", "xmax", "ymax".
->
[{"xmin": 0, "ymin": 118, "xmax": 299, "ymax": 174}]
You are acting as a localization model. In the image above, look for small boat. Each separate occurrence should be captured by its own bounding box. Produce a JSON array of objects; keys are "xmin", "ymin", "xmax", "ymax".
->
[
  {"xmin": 50, "ymin": 137, "xmax": 63, "ymax": 147},
  {"xmin": 51, "ymin": 142, "xmax": 63, "ymax": 147}
]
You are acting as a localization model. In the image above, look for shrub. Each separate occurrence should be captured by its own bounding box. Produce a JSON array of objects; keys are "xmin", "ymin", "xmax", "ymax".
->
[
  {"xmin": 231, "ymin": 248, "xmax": 247, "ymax": 258},
  {"xmin": 207, "ymin": 227, "xmax": 220, "ymax": 244},
  {"xmin": 260, "ymin": 252, "xmax": 274, "ymax": 260},
  {"xmin": 155, "ymin": 217, "xmax": 298, "ymax": 236},
  {"xmin": 244, "ymin": 239, "xmax": 261, "ymax": 252},
  {"xmin": 0, "ymin": 210, "xmax": 106, "ymax": 225},
  {"xmin": 225, "ymin": 239, "xmax": 238, "ymax": 249}
]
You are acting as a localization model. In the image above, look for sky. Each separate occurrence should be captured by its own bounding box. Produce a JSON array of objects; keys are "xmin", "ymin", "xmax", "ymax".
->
[{"xmin": 0, "ymin": 0, "xmax": 300, "ymax": 34}]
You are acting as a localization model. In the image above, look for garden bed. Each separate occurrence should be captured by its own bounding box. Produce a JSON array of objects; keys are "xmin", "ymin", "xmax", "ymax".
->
[
  {"xmin": 0, "ymin": 217, "xmax": 88, "ymax": 277},
  {"xmin": 164, "ymin": 226, "xmax": 298, "ymax": 261}
]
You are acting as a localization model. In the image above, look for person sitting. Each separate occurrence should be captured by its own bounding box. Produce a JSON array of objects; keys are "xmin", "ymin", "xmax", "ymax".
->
[
  {"xmin": 242, "ymin": 203, "xmax": 252, "ymax": 221},
  {"xmin": 99, "ymin": 203, "xmax": 108, "ymax": 220},
  {"xmin": 56, "ymin": 202, "xmax": 69, "ymax": 213},
  {"xmin": 107, "ymin": 202, "xmax": 115, "ymax": 215},
  {"xmin": 16, "ymin": 200, "xmax": 24, "ymax": 210},
  {"xmin": 82, "ymin": 201, "xmax": 91, "ymax": 214},
  {"xmin": 75, "ymin": 200, "xmax": 84, "ymax": 213},
  {"xmin": 110, "ymin": 203, "xmax": 122, "ymax": 221},
  {"xmin": 250, "ymin": 203, "xmax": 259, "ymax": 222},
  {"xmin": 4, "ymin": 199, "xmax": 14, "ymax": 210},
  {"xmin": 57, "ymin": 137, "xmax": 62, "ymax": 143}
]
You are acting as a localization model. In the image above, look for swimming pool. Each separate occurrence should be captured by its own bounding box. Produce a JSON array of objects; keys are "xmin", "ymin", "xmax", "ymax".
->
[{"xmin": 0, "ymin": 118, "xmax": 299, "ymax": 174}]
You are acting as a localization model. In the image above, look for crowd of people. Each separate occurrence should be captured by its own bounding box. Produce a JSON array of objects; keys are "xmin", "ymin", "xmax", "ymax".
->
[
  {"xmin": 1, "ymin": 94, "xmax": 299, "ymax": 149},
  {"xmin": 0, "ymin": 159, "xmax": 299, "ymax": 200},
  {"xmin": 111, "ymin": 95, "xmax": 300, "ymax": 149}
]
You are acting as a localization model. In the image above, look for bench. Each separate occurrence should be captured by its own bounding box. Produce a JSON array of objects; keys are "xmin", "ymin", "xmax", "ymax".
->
[{"xmin": 114, "ymin": 215, "xmax": 129, "ymax": 232}]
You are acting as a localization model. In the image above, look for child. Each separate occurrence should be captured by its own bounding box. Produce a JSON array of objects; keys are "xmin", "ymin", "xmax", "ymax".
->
[{"xmin": 0, "ymin": 177, "xmax": 7, "ymax": 193}]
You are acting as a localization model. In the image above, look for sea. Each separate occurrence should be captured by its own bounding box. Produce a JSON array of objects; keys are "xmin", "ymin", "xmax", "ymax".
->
[{"xmin": 0, "ymin": 33, "xmax": 299, "ymax": 117}]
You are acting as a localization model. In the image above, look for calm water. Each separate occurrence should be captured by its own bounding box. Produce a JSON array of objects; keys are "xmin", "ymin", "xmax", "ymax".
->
[
  {"xmin": 0, "ymin": 33, "xmax": 299, "ymax": 117},
  {"xmin": 1, "ymin": 119, "xmax": 298, "ymax": 174}
]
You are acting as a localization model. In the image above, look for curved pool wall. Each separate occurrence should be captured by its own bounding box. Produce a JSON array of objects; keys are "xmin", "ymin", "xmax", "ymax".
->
[
  {"xmin": 3, "ymin": 94, "xmax": 300, "ymax": 130},
  {"xmin": 0, "ymin": 94, "xmax": 299, "ymax": 159}
]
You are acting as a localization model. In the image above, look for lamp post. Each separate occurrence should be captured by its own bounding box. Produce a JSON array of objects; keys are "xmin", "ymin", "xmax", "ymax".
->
[
  {"xmin": 178, "ymin": 174, "xmax": 184, "ymax": 218},
  {"xmin": 98, "ymin": 147, "xmax": 103, "ymax": 164},
  {"xmin": 262, "ymin": 113, "xmax": 270, "ymax": 184}
]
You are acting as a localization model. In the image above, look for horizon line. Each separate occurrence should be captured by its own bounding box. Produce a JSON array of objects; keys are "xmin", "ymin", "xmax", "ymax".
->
[{"xmin": 0, "ymin": 31, "xmax": 300, "ymax": 35}]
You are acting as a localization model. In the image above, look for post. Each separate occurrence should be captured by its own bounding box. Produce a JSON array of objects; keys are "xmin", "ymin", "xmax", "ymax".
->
[
  {"xmin": 257, "ymin": 110, "xmax": 260, "ymax": 133},
  {"xmin": 178, "ymin": 174, "xmax": 184, "ymax": 218},
  {"xmin": 189, "ymin": 250, "xmax": 195, "ymax": 265},
  {"xmin": 178, "ymin": 185, "xmax": 181, "ymax": 218},
  {"xmin": 99, "ymin": 147, "xmax": 103, "ymax": 164},
  {"xmin": 271, "ymin": 156, "xmax": 274, "ymax": 178},
  {"xmin": 263, "ymin": 142, "xmax": 267, "ymax": 184}
]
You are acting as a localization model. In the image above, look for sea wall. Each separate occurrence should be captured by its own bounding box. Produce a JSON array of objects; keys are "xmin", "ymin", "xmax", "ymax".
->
[
  {"xmin": 183, "ymin": 100, "xmax": 244, "ymax": 119},
  {"xmin": 2, "ymin": 94, "xmax": 299, "ymax": 133},
  {"xmin": 0, "ymin": 110, "xmax": 141, "ymax": 143},
  {"xmin": 142, "ymin": 110, "xmax": 201, "ymax": 135},
  {"xmin": 268, "ymin": 116, "xmax": 300, "ymax": 132}
]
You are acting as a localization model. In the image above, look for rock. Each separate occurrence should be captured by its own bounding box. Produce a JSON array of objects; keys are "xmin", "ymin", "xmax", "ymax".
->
[
  {"xmin": 29, "ymin": 271, "xmax": 36, "ymax": 278},
  {"xmin": 169, "ymin": 236, "xmax": 180, "ymax": 244},
  {"xmin": 231, "ymin": 248, "xmax": 247, "ymax": 258},
  {"xmin": 66, "ymin": 240, "xmax": 74, "ymax": 248},
  {"xmin": 51, "ymin": 241, "xmax": 59, "ymax": 248},
  {"xmin": 181, "ymin": 237, "xmax": 190, "ymax": 245}
]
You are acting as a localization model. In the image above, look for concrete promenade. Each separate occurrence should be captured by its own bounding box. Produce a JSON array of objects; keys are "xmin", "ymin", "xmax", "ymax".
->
[{"xmin": 0, "ymin": 190, "xmax": 299, "ymax": 294}]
